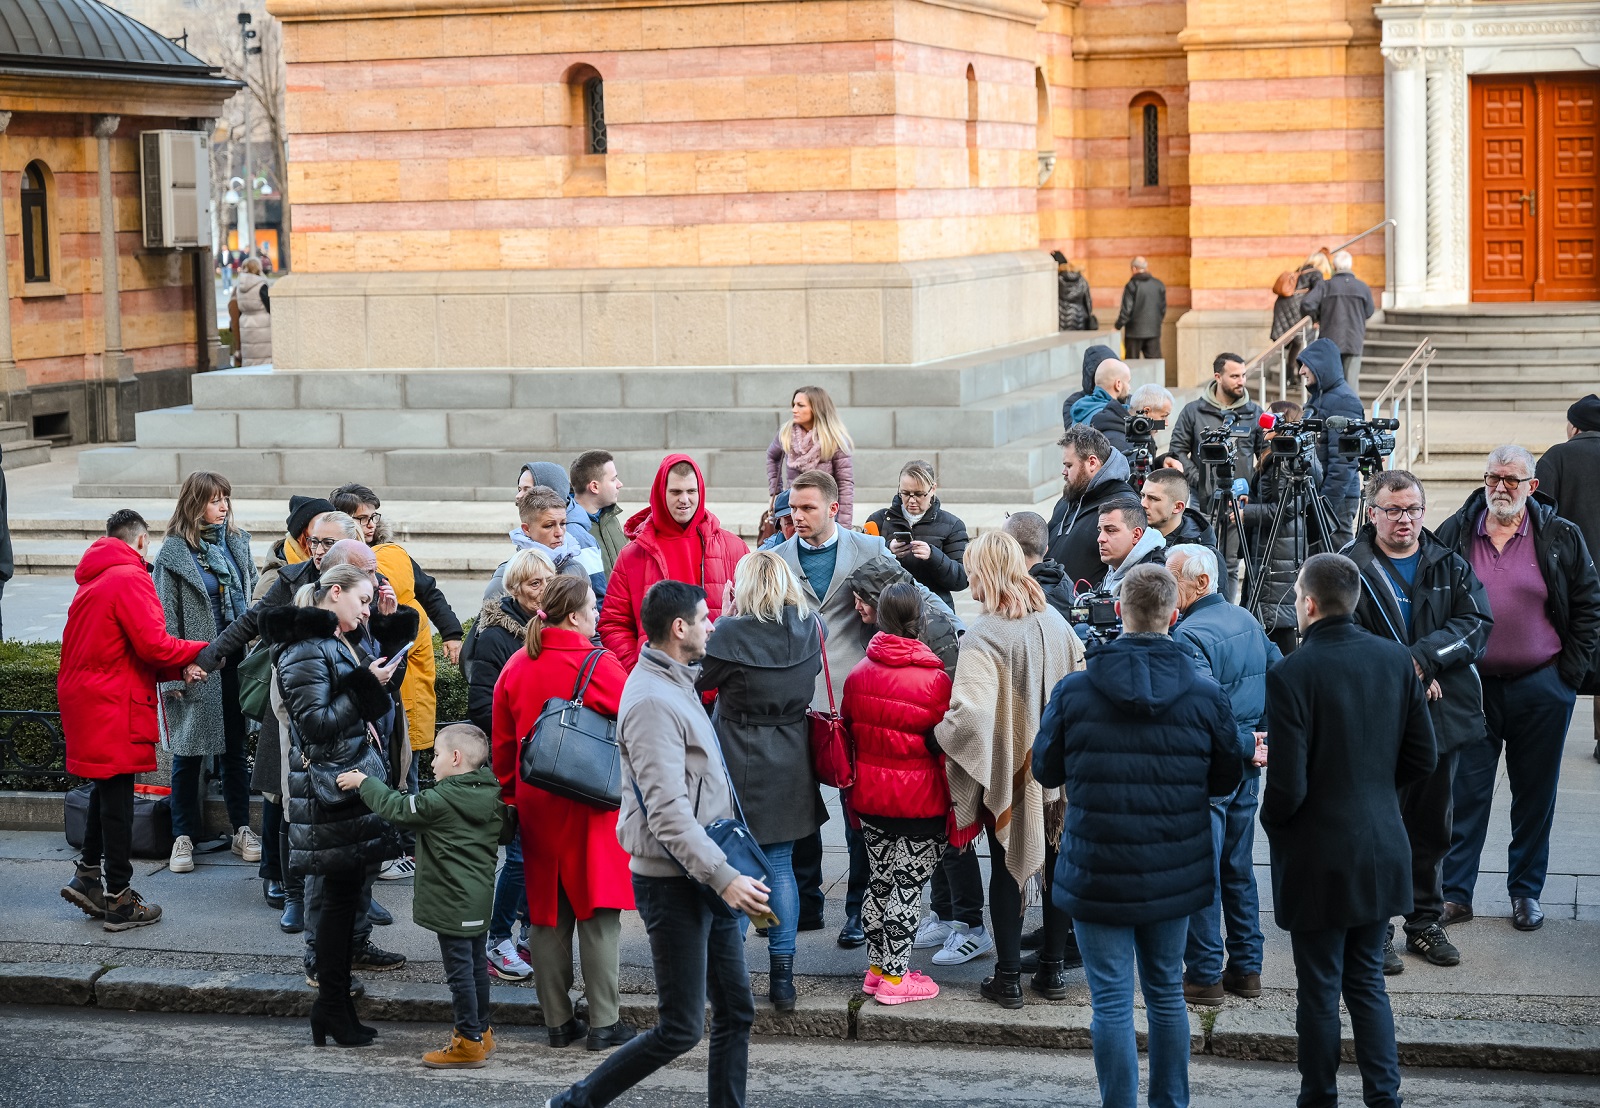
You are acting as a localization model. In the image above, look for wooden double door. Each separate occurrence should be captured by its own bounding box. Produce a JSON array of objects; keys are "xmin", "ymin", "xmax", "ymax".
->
[{"xmin": 1472, "ymin": 73, "xmax": 1599, "ymax": 301}]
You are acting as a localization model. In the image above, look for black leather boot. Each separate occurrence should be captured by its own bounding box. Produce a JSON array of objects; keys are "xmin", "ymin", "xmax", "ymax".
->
[
  {"xmin": 1030, "ymin": 958, "xmax": 1071, "ymax": 1001},
  {"xmin": 979, "ymin": 969, "xmax": 1024, "ymax": 1010},
  {"xmin": 769, "ymin": 954, "xmax": 796, "ymax": 1012}
]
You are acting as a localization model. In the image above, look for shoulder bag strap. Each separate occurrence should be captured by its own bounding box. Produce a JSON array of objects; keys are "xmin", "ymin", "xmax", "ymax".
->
[
  {"xmin": 815, "ymin": 616, "xmax": 836, "ymax": 715},
  {"xmin": 569, "ymin": 648, "xmax": 607, "ymax": 706}
]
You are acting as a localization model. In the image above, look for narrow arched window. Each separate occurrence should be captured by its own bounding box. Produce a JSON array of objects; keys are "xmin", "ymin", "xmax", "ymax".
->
[
  {"xmin": 1142, "ymin": 104, "xmax": 1160, "ymax": 187},
  {"xmin": 21, "ymin": 161, "xmax": 50, "ymax": 283},
  {"xmin": 584, "ymin": 76, "xmax": 607, "ymax": 155}
]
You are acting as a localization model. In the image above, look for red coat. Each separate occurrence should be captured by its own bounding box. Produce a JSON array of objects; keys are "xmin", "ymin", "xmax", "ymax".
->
[
  {"xmin": 841, "ymin": 632, "xmax": 954, "ymax": 822},
  {"xmin": 59, "ymin": 537, "xmax": 206, "ymax": 779},
  {"xmin": 491, "ymin": 627, "xmax": 635, "ymax": 926},
  {"xmin": 597, "ymin": 453, "xmax": 748, "ymax": 670}
]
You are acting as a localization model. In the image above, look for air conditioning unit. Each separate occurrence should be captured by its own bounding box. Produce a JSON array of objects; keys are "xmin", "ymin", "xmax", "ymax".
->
[{"xmin": 139, "ymin": 130, "xmax": 210, "ymax": 249}]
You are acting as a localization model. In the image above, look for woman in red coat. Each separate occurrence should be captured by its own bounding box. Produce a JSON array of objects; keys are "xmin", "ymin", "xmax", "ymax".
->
[
  {"xmin": 490, "ymin": 575, "xmax": 635, "ymax": 1051},
  {"xmin": 841, "ymin": 583, "xmax": 957, "ymax": 1007}
]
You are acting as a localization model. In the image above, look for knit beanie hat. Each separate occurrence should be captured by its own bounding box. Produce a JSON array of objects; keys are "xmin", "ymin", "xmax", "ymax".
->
[
  {"xmin": 286, "ymin": 495, "xmax": 336, "ymax": 540},
  {"xmin": 1567, "ymin": 394, "xmax": 1600, "ymax": 433}
]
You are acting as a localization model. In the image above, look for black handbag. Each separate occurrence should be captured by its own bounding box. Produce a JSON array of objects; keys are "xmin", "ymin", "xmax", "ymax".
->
[
  {"xmin": 305, "ymin": 734, "xmax": 387, "ymax": 810},
  {"xmin": 519, "ymin": 649, "xmax": 622, "ymax": 811},
  {"xmin": 63, "ymin": 784, "xmax": 175, "ymax": 858}
]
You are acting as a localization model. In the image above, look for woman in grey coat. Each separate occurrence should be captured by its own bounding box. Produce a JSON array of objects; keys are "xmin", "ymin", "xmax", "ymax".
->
[
  {"xmin": 152, "ymin": 471, "xmax": 260, "ymax": 876},
  {"xmin": 695, "ymin": 551, "xmax": 824, "ymax": 1012}
]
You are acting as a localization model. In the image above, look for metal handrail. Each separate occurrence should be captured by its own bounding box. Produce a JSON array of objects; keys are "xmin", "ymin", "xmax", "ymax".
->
[
  {"xmin": 1371, "ymin": 337, "xmax": 1434, "ymax": 467},
  {"xmin": 1242, "ymin": 317, "xmax": 1313, "ymax": 409},
  {"xmin": 1331, "ymin": 218, "xmax": 1396, "ymax": 259}
]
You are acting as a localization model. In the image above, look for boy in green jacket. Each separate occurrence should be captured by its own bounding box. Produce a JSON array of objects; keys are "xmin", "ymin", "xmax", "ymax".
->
[{"xmin": 339, "ymin": 723, "xmax": 508, "ymax": 1069}]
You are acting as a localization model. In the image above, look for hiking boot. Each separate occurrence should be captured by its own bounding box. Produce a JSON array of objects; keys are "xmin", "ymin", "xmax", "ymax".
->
[
  {"xmin": 169, "ymin": 835, "xmax": 195, "ymax": 874},
  {"xmin": 1382, "ymin": 937, "xmax": 1404, "ymax": 976},
  {"xmin": 423, "ymin": 1032, "xmax": 488, "ymax": 1069},
  {"xmin": 61, "ymin": 863, "xmax": 106, "ymax": 918},
  {"xmin": 351, "ymin": 940, "xmax": 406, "ymax": 972},
  {"xmin": 1183, "ymin": 980, "xmax": 1224, "ymax": 1007},
  {"xmin": 1406, "ymin": 923, "xmax": 1461, "ymax": 967},
  {"xmin": 1222, "ymin": 970, "xmax": 1262, "ymax": 999},
  {"xmin": 103, "ymin": 887, "xmax": 162, "ymax": 932},
  {"xmin": 231, "ymin": 825, "xmax": 262, "ymax": 863}
]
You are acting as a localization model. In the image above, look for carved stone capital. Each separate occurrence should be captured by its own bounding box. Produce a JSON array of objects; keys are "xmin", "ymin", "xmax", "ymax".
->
[
  {"xmin": 92, "ymin": 115, "xmax": 121, "ymax": 139},
  {"xmin": 1381, "ymin": 45, "xmax": 1422, "ymax": 68},
  {"xmin": 0, "ymin": 111, "xmax": 12, "ymax": 135}
]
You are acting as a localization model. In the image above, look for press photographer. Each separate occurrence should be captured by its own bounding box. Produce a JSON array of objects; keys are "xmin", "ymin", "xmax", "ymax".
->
[
  {"xmin": 1295, "ymin": 338, "xmax": 1366, "ymax": 547},
  {"xmin": 1067, "ymin": 358, "xmax": 1135, "ymax": 455}
]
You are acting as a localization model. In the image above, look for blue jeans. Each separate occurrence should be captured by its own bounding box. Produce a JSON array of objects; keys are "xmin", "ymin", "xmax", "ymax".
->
[
  {"xmin": 1289, "ymin": 921, "xmax": 1400, "ymax": 1108},
  {"xmin": 1184, "ymin": 775, "xmax": 1264, "ymax": 983},
  {"xmin": 792, "ymin": 820, "xmax": 870, "ymax": 924},
  {"xmin": 169, "ymin": 666, "xmax": 251, "ymax": 839},
  {"xmin": 1443, "ymin": 665, "xmax": 1577, "ymax": 904},
  {"xmin": 554, "ymin": 875, "xmax": 754, "ymax": 1108},
  {"xmin": 1075, "ymin": 916, "xmax": 1191, "ymax": 1108},
  {"xmin": 758, "ymin": 840, "xmax": 798, "ymax": 958},
  {"xmin": 488, "ymin": 827, "xmax": 527, "ymax": 946}
]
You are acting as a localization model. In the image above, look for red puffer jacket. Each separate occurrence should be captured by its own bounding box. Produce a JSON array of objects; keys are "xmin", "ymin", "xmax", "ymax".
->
[
  {"xmin": 841, "ymin": 632, "xmax": 954, "ymax": 821},
  {"xmin": 59, "ymin": 537, "xmax": 207, "ymax": 779}
]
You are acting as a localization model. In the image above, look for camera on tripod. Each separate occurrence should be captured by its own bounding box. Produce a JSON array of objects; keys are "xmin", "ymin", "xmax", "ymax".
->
[
  {"xmin": 1264, "ymin": 416, "xmax": 1324, "ymax": 475},
  {"xmin": 1068, "ymin": 591, "xmax": 1122, "ymax": 645},
  {"xmin": 1125, "ymin": 413, "xmax": 1165, "ymax": 447},
  {"xmin": 1326, "ymin": 415, "xmax": 1399, "ymax": 474},
  {"xmin": 1123, "ymin": 413, "xmax": 1166, "ymax": 492}
]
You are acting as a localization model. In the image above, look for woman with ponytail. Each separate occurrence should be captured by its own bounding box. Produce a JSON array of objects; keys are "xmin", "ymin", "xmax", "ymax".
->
[{"xmin": 489, "ymin": 576, "xmax": 635, "ymax": 1051}]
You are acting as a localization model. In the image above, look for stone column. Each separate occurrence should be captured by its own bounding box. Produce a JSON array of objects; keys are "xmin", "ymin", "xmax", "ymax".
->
[
  {"xmin": 1424, "ymin": 49, "xmax": 1461, "ymax": 300},
  {"xmin": 94, "ymin": 114, "xmax": 135, "ymax": 441},
  {"xmin": 1382, "ymin": 48, "xmax": 1427, "ymax": 308},
  {"xmin": 0, "ymin": 111, "xmax": 26, "ymax": 427}
]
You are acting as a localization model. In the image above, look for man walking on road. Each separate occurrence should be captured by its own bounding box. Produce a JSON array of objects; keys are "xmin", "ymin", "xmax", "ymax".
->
[
  {"xmin": 1115, "ymin": 257, "xmax": 1166, "ymax": 359},
  {"xmin": 1434, "ymin": 446, "xmax": 1600, "ymax": 932},
  {"xmin": 1346, "ymin": 471, "xmax": 1492, "ymax": 973},
  {"xmin": 1262, "ymin": 553, "xmax": 1436, "ymax": 1108}
]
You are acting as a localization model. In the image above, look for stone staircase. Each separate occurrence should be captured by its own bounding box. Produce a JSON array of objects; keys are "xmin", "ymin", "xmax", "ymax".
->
[
  {"xmin": 1360, "ymin": 305, "xmax": 1600, "ymax": 412},
  {"xmin": 0, "ymin": 421, "xmax": 51, "ymax": 470},
  {"xmin": 76, "ymin": 330, "xmax": 1116, "ymax": 506}
]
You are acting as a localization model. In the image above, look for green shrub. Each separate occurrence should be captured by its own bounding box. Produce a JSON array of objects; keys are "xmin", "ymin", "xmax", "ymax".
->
[
  {"xmin": 434, "ymin": 628, "xmax": 469, "ymax": 726},
  {"xmin": 0, "ymin": 640, "xmax": 69, "ymax": 788}
]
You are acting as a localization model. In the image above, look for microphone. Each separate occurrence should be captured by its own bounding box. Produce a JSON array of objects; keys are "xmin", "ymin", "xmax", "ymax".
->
[
  {"xmin": 1325, "ymin": 415, "xmax": 1351, "ymax": 434},
  {"xmin": 1231, "ymin": 478, "xmax": 1250, "ymax": 498},
  {"xmin": 1257, "ymin": 412, "xmax": 1278, "ymax": 430}
]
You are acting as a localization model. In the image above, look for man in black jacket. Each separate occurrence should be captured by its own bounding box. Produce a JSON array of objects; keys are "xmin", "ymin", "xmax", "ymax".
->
[
  {"xmin": 1169, "ymin": 353, "xmax": 1266, "ymax": 509},
  {"xmin": 1142, "ymin": 470, "xmax": 1228, "ymax": 598},
  {"xmin": 1296, "ymin": 337, "xmax": 1366, "ymax": 547},
  {"xmin": 1434, "ymin": 446, "xmax": 1600, "ymax": 932},
  {"xmin": 1003, "ymin": 511, "xmax": 1075, "ymax": 622},
  {"xmin": 1345, "ymin": 471, "xmax": 1492, "ymax": 974},
  {"xmin": 1062, "ymin": 343, "xmax": 1119, "ymax": 426},
  {"xmin": 1263, "ymin": 553, "xmax": 1436, "ymax": 1108},
  {"xmin": 1115, "ymin": 257, "xmax": 1166, "ymax": 359},
  {"xmin": 1534, "ymin": 394, "xmax": 1600, "ymax": 755},
  {"xmin": 1047, "ymin": 425, "xmax": 1137, "ymax": 591}
]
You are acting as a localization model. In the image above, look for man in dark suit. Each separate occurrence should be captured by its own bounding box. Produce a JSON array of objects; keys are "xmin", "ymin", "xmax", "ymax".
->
[{"xmin": 1262, "ymin": 553, "xmax": 1436, "ymax": 1108}]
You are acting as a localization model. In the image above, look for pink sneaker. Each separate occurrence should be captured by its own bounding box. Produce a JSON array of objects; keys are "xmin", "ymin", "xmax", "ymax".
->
[
  {"xmin": 862, "ymin": 969, "xmax": 883, "ymax": 995},
  {"xmin": 873, "ymin": 971, "xmax": 940, "ymax": 1005}
]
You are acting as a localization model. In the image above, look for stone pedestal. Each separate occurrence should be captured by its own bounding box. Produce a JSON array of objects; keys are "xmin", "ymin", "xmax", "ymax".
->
[{"xmin": 1175, "ymin": 309, "xmax": 1270, "ymax": 389}]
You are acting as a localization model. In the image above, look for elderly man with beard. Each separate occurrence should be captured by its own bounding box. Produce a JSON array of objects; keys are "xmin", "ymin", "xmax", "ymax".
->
[{"xmin": 1434, "ymin": 446, "xmax": 1600, "ymax": 932}]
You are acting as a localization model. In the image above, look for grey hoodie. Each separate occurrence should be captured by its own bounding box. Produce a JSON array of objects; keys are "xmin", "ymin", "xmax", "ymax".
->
[
  {"xmin": 1100, "ymin": 525, "xmax": 1168, "ymax": 597},
  {"xmin": 615, "ymin": 646, "xmax": 740, "ymax": 891}
]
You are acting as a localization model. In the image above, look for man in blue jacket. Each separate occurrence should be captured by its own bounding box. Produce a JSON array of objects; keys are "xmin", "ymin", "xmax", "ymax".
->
[
  {"xmin": 1033, "ymin": 563, "xmax": 1242, "ymax": 1108},
  {"xmin": 1167, "ymin": 544, "xmax": 1281, "ymax": 1007},
  {"xmin": 1296, "ymin": 337, "xmax": 1366, "ymax": 548}
]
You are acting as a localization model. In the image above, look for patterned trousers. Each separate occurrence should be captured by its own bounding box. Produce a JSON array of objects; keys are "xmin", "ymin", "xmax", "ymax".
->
[{"xmin": 860, "ymin": 824, "xmax": 946, "ymax": 977}]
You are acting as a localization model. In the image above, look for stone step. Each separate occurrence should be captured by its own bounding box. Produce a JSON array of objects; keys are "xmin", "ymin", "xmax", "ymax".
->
[
  {"xmin": 0, "ymin": 436, "xmax": 52, "ymax": 470},
  {"xmin": 1380, "ymin": 308, "xmax": 1600, "ymax": 329},
  {"xmin": 1362, "ymin": 339, "xmax": 1600, "ymax": 361},
  {"xmin": 0, "ymin": 420, "xmax": 32, "ymax": 445}
]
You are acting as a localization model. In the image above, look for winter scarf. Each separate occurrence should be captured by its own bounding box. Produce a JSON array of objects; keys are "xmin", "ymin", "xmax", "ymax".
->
[
  {"xmin": 786, "ymin": 425, "xmax": 825, "ymax": 475},
  {"xmin": 198, "ymin": 523, "xmax": 247, "ymax": 625}
]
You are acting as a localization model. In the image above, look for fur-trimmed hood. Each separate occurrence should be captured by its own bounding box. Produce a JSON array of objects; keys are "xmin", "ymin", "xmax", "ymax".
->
[
  {"xmin": 258, "ymin": 604, "xmax": 419, "ymax": 656},
  {"xmin": 476, "ymin": 594, "xmax": 531, "ymax": 639}
]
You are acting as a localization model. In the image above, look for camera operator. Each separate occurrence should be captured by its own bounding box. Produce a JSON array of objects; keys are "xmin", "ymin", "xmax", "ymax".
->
[
  {"xmin": 1346, "ymin": 471, "xmax": 1491, "ymax": 975},
  {"xmin": 1142, "ymin": 470, "xmax": 1225, "ymax": 598},
  {"xmin": 1169, "ymin": 353, "xmax": 1266, "ymax": 507},
  {"xmin": 1096, "ymin": 500, "xmax": 1168, "ymax": 598},
  {"xmin": 1167, "ymin": 544, "xmax": 1280, "ymax": 1007},
  {"xmin": 1068, "ymin": 358, "xmax": 1134, "ymax": 455},
  {"xmin": 1047, "ymin": 426, "xmax": 1137, "ymax": 591},
  {"xmin": 1295, "ymin": 338, "xmax": 1365, "ymax": 548},
  {"xmin": 1130, "ymin": 384, "xmax": 1178, "ymax": 457}
]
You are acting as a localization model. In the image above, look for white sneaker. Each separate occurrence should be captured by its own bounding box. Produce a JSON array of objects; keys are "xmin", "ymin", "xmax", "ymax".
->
[
  {"xmin": 487, "ymin": 937, "xmax": 533, "ymax": 981},
  {"xmin": 932, "ymin": 923, "xmax": 995, "ymax": 966},
  {"xmin": 231, "ymin": 825, "xmax": 262, "ymax": 863},
  {"xmin": 913, "ymin": 913, "xmax": 956, "ymax": 950},
  {"xmin": 378, "ymin": 855, "xmax": 415, "ymax": 881},
  {"xmin": 169, "ymin": 835, "xmax": 195, "ymax": 874}
]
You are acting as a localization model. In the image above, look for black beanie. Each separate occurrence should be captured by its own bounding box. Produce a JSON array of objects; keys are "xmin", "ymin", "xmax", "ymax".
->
[
  {"xmin": 1567, "ymin": 394, "xmax": 1600, "ymax": 433},
  {"xmin": 286, "ymin": 495, "xmax": 336, "ymax": 539}
]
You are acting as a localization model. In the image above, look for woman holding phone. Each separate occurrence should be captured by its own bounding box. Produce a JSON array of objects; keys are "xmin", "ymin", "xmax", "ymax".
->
[{"xmin": 865, "ymin": 460, "xmax": 970, "ymax": 608}]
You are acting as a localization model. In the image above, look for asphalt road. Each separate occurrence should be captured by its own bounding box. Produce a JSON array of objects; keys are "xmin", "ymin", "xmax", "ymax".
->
[{"xmin": 1, "ymin": 1006, "xmax": 1596, "ymax": 1108}]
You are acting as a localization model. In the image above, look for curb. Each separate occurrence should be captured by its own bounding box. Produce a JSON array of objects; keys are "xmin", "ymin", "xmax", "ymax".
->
[
  {"xmin": 0, "ymin": 790, "xmax": 264, "ymax": 834},
  {"xmin": 5, "ymin": 960, "xmax": 1598, "ymax": 1073}
]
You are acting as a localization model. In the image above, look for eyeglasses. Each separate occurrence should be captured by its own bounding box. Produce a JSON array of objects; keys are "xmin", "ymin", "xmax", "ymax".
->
[
  {"xmin": 307, "ymin": 537, "xmax": 339, "ymax": 551},
  {"xmin": 898, "ymin": 488, "xmax": 932, "ymax": 501},
  {"xmin": 1374, "ymin": 505, "xmax": 1425, "ymax": 522},
  {"xmin": 1484, "ymin": 474, "xmax": 1529, "ymax": 490},
  {"xmin": 353, "ymin": 511, "xmax": 382, "ymax": 526}
]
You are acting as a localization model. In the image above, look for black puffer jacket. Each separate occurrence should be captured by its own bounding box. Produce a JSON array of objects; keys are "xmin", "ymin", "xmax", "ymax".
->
[
  {"xmin": 263, "ymin": 606, "xmax": 409, "ymax": 877},
  {"xmin": 1058, "ymin": 267, "xmax": 1096, "ymax": 332},
  {"xmin": 866, "ymin": 495, "xmax": 970, "ymax": 607},
  {"xmin": 460, "ymin": 594, "xmax": 532, "ymax": 736},
  {"xmin": 1030, "ymin": 560, "xmax": 1076, "ymax": 622},
  {"xmin": 1298, "ymin": 338, "xmax": 1365, "ymax": 501},
  {"xmin": 1241, "ymin": 458, "xmax": 1312, "ymax": 636}
]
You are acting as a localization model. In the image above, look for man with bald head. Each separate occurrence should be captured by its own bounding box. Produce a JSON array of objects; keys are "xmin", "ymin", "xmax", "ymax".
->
[
  {"xmin": 1068, "ymin": 358, "xmax": 1135, "ymax": 455},
  {"xmin": 1116, "ymin": 257, "xmax": 1166, "ymax": 359}
]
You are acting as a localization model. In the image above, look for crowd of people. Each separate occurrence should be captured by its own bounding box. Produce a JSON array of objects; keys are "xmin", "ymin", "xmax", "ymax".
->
[{"xmin": 51, "ymin": 374, "xmax": 1600, "ymax": 1107}]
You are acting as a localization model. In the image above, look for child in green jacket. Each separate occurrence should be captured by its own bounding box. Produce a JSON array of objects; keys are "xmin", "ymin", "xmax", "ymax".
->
[{"xmin": 339, "ymin": 722, "xmax": 508, "ymax": 1069}]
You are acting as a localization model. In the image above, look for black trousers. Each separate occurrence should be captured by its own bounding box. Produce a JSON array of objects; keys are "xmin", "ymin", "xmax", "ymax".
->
[
  {"xmin": 315, "ymin": 874, "xmax": 365, "ymax": 1008},
  {"xmin": 987, "ymin": 829, "xmax": 1070, "ymax": 975},
  {"xmin": 930, "ymin": 844, "xmax": 985, "ymax": 928},
  {"xmin": 792, "ymin": 830, "xmax": 825, "ymax": 925},
  {"xmin": 1399, "ymin": 748, "xmax": 1457, "ymax": 933},
  {"xmin": 1290, "ymin": 922, "xmax": 1401, "ymax": 1108},
  {"xmin": 82, "ymin": 774, "xmax": 136, "ymax": 893},
  {"xmin": 1125, "ymin": 335, "xmax": 1162, "ymax": 359}
]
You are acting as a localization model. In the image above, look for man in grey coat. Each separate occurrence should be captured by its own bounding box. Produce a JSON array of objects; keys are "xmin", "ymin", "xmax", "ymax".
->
[
  {"xmin": 1301, "ymin": 250, "xmax": 1374, "ymax": 389},
  {"xmin": 1116, "ymin": 257, "xmax": 1167, "ymax": 359}
]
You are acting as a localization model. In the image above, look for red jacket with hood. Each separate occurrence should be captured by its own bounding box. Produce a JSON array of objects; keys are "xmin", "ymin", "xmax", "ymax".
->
[
  {"xmin": 59, "ymin": 536, "xmax": 207, "ymax": 778},
  {"xmin": 841, "ymin": 632, "xmax": 955, "ymax": 824},
  {"xmin": 598, "ymin": 454, "xmax": 749, "ymax": 670}
]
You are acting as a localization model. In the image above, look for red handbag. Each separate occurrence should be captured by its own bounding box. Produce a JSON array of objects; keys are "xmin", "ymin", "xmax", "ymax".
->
[{"xmin": 805, "ymin": 620, "xmax": 855, "ymax": 789}]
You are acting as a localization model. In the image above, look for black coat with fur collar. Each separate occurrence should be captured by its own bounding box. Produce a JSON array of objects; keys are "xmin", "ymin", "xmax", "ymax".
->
[{"xmin": 260, "ymin": 605, "xmax": 417, "ymax": 876}]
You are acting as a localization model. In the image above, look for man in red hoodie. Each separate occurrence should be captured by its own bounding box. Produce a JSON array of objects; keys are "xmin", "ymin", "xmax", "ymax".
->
[
  {"xmin": 598, "ymin": 454, "xmax": 748, "ymax": 669},
  {"xmin": 58, "ymin": 510, "xmax": 208, "ymax": 932}
]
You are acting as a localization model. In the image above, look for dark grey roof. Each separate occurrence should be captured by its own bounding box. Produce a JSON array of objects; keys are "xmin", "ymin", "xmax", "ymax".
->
[{"xmin": 0, "ymin": 0, "xmax": 229, "ymax": 81}]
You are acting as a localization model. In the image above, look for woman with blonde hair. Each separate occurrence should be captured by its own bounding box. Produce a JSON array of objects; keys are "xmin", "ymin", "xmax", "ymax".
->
[
  {"xmin": 767, "ymin": 385, "xmax": 856, "ymax": 527},
  {"xmin": 152, "ymin": 471, "xmax": 260, "ymax": 879},
  {"xmin": 936, "ymin": 530, "xmax": 1085, "ymax": 1008},
  {"xmin": 696, "ymin": 549, "xmax": 825, "ymax": 1010},
  {"xmin": 230, "ymin": 256, "xmax": 272, "ymax": 366}
]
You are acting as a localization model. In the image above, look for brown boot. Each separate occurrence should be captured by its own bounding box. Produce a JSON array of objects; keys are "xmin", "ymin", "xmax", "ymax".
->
[
  {"xmin": 482, "ymin": 1027, "xmax": 495, "ymax": 1057},
  {"xmin": 61, "ymin": 863, "xmax": 107, "ymax": 918},
  {"xmin": 422, "ymin": 1032, "xmax": 489, "ymax": 1069},
  {"xmin": 1183, "ymin": 980, "xmax": 1224, "ymax": 1007},
  {"xmin": 103, "ymin": 887, "xmax": 162, "ymax": 932}
]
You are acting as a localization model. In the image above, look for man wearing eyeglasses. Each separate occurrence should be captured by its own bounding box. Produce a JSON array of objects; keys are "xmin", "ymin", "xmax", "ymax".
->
[
  {"xmin": 1434, "ymin": 446, "xmax": 1600, "ymax": 933},
  {"xmin": 1346, "ymin": 471, "xmax": 1492, "ymax": 973}
]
